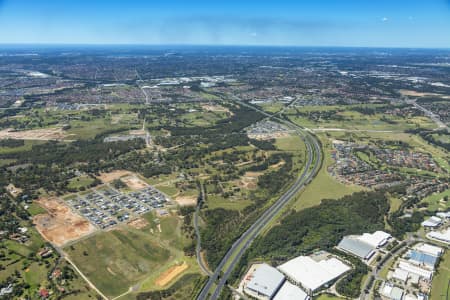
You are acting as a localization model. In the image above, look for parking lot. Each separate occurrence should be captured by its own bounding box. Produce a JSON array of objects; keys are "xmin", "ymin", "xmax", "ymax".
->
[{"xmin": 67, "ymin": 185, "xmax": 170, "ymax": 229}]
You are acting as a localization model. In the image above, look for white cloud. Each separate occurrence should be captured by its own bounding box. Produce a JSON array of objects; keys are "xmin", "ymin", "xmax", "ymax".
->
[{"xmin": 381, "ymin": 17, "xmax": 389, "ymax": 22}]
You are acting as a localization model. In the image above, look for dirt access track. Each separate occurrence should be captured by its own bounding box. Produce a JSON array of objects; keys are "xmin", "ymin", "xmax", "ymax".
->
[
  {"xmin": 0, "ymin": 127, "xmax": 69, "ymax": 141},
  {"xmin": 155, "ymin": 262, "xmax": 189, "ymax": 287},
  {"xmin": 33, "ymin": 198, "xmax": 96, "ymax": 247}
]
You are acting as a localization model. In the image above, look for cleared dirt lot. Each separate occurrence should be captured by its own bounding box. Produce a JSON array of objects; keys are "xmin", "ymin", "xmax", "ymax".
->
[
  {"xmin": 247, "ymin": 131, "xmax": 290, "ymax": 140},
  {"xmin": 236, "ymin": 171, "xmax": 263, "ymax": 190},
  {"xmin": 399, "ymin": 89, "xmax": 450, "ymax": 99},
  {"xmin": 201, "ymin": 104, "xmax": 232, "ymax": 114},
  {"xmin": 155, "ymin": 262, "xmax": 189, "ymax": 287},
  {"xmin": 175, "ymin": 195, "xmax": 197, "ymax": 206},
  {"xmin": 121, "ymin": 175, "xmax": 148, "ymax": 190},
  {"xmin": 97, "ymin": 170, "xmax": 132, "ymax": 183},
  {"xmin": 33, "ymin": 198, "xmax": 96, "ymax": 247},
  {"xmin": 127, "ymin": 217, "xmax": 149, "ymax": 229},
  {"xmin": 0, "ymin": 127, "xmax": 69, "ymax": 141}
]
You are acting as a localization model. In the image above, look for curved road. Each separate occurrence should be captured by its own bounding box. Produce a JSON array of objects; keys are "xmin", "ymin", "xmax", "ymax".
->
[
  {"xmin": 197, "ymin": 98, "xmax": 323, "ymax": 300},
  {"xmin": 195, "ymin": 183, "xmax": 212, "ymax": 276}
]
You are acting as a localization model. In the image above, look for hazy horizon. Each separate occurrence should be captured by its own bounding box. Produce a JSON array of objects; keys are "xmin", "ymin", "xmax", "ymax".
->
[{"xmin": 0, "ymin": 0, "xmax": 450, "ymax": 48}]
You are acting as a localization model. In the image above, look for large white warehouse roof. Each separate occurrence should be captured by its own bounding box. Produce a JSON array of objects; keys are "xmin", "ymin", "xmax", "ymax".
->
[
  {"xmin": 427, "ymin": 228, "xmax": 450, "ymax": 244},
  {"xmin": 278, "ymin": 256, "xmax": 350, "ymax": 292},
  {"xmin": 246, "ymin": 264, "xmax": 285, "ymax": 298},
  {"xmin": 358, "ymin": 231, "xmax": 391, "ymax": 248},
  {"xmin": 413, "ymin": 243, "xmax": 443, "ymax": 257},
  {"xmin": 273, "ymin": 281, "xmax": 309, "ymax": 300}
]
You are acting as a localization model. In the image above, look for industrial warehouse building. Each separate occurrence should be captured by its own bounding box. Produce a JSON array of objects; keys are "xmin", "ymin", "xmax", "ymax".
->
[
  {"xmin": 244, "ymin": 264, "xmax": 285, "ymax": 299},
  {"xmin": 427, "ymin": 228, "xmax": 450, "ymax": 244},
  {"xmin": 337, "ymin": 231, "xmax": 392, "ymax": 261},
  {"xmin": 413, "ymin": 243, "xmax": 443, "ymax": 257},
  {"xmin": 407, "ymin": 250, "xmax": 438, "ymax": 268},
  {"xmin": 357, "ymin": 231, "xmax": 392, "ymax": 248},
  {"xmin": 277, "ymin": 256, "xmax": 351, "ymax": 294},
  {"xmin": 421, "ymin": 216, "xmax": 442, "ymax": 228},
  {"xmin": 337, "ymin": 236, "xmax": 376, "ymax": 260},
  {"xmin": 273, "ymin": 282, "xmax": 310, "ymax": 300}
]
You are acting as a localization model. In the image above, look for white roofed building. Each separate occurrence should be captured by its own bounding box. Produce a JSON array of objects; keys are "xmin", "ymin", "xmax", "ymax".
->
[
  {"xmin": 392, "ymin": 268, "xmax": 409, "ymax": 283},
  {"xmin": 421, "ymin": 216, "xmax": 442, "ymax": 228},
  {"xmin": 413, "ymin": 243, "xmax": 443, "ymax": 257},
  {"xmin": 381, "ymin": 283, "xmax": 404, "ymax": 300},
  {"xmin": 398, "ymin": 261, "xmax": 433, "ymax": 280},
  {"xmin": 427, "ymin": 228, "xmax": 450, "ymax": 244},
  {"xmin": 277, "ymin": 256, "xmax": 351, "ymax": 293},
  {"xmin": 273, "ymin": 281, "xmax": 309, "ymax": 300},
  {"xmin": 244, "ymin": 264, "xmax": 285, "ymax": 299},
  {"xmin": 436, "ymin": 211, "xmax": 450, "ymax": 219},
  {"xmin": 357, "ymin": 231, "xmax": 392, "ymax": 248},
  {"xmin": 337, "ymin": 236, "xmax": 376, "ymax": 261}
]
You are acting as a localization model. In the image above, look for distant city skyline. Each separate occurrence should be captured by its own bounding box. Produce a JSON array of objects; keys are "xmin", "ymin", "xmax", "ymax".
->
[{"xmin": 0, "ymin": 0, "xmax": 450, "ymax": 48}]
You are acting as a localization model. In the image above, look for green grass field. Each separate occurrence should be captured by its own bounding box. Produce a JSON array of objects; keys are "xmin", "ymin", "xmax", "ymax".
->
[
  {"xmin": 206, "ymin": 194, "xmax": 253, "ymax": 210},
  {"xmin": 421, "ymin": 189, "xmax": 450, "ymax": 211},
  {"xmin": 26, "ymin": 202, "xmax": 47, "ymax": 216},
  {"xmin": 430, "ymin": 250, "xmax": 450, "ymax": 300},
  {"xmin": 285, "ymin": 104, "xmax": 437, "ymax": 131},
  {"xmin": 67, "ymin": 175, "xmax": 95, "ymax": 190},
  {"xmin": 65, "ymin": 213, "xmax": 201, "ymax": 298},
  {"xmin": 293, "ymin": 134, "xmax": 363, "ymax": 211},
  {"xmin": 315, "ymin": 293, "xmax": 345, "ymax": 300},
  {"xmin": 0, "ymin": 140, "xmax": 44, "ymax": 154},
  {"xmin": 65, "ymin": 227, "xmax": 171, "ymax": 297}
]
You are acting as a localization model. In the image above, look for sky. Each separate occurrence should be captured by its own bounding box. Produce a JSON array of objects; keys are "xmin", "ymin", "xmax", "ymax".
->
[{"xmin": 0, "ymin": 0, "xmax": 449, "ymax": 48}]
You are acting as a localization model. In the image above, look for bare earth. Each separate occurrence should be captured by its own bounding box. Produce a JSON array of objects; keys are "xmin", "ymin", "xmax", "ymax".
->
[
  {"xmin": 247, "ymin": 131, "xmax": 290, "ymax": 140},
  {"xmin": 175, "ymin": 195, "xmax": 197, "ymax": 206},
  {"xmin": 33, "ymin": 198, "xmax": 96, "ymax": 247},
  {"xmin": 236, "ymin": 171, "xmax": 263, "ymax": 190},
  {"xmin": 0, "ymin": 127, "xmax": 69, "ymax": 141},
  {"xmin": 6, "ymin": 184, "xmax": 22, "ymax": 198},
  {"xmin": 96, "ymin": 170, "xmax": 132, "ymax": 183},
  {"xmin": 127, "ymin": 217, "xmax": 149, "ymax": 229},
  {"xmin": 121, "ymin": 175, "xmax": 148, "ymax": 190},
  {"xmin": 399, "ymin": 89, "xmax": 450, "ymax": 99},
  {"xmin": 201, "ymin": 104, "xmax": 232, "ymax": 114},
  {"xmin": 155, "ymin": 262, "xmax": 189, "ymax": 287}
]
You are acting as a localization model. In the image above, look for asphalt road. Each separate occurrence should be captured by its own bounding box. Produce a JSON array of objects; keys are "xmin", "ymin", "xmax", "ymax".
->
[
  {"xmin": 195, "ymin": 183, "xmax": 212, "ymax": 276},
  {"xmin": 197, "ymin": 98, "xmax": 323, "ymax": 300}
]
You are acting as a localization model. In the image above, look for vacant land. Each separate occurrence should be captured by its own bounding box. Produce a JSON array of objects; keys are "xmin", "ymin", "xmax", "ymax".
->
[
  {"xmin": 0, "ymin": 127, "xmax": 70, "ymax": 140},
  {"xmin": 127, "ymin": 217, "xmax": 150, "ymax": 229},
  {"xmin": 155, "ymin": 262, "xmax": 189, "ymax": 287},
  {"xmin": 33, "ymin": 197, "xmax": 96, "ymax": 246},
  {"xmin": 67, "ymin": 175, "xmax": 95, "ymax": 190},
  {"xmin": 399, "ymin": 89, "xmax": 450, "ymax": 99},
  {"xmin": 293, "ymin": 134, "xmax": 363, "ymax": 210},
  {"xmin": 65, "ymin": 213, "xmax": 200, "ymax": 298},
  {"xmin": 430, "ymin": 250, "xmax": 450, "ymax": 300},
  {"xmin": 97, "ymin": 170, "xmax": 133, "ymax": 183},
  {"xmin": 121, "ymin": 175, "xmax": 149, "ymax": 190},
  {"xmin": 175, "ymin": 195, "xmax": 197, "ymax": 206},
  {"xmin": 421, "ymin": 189, "xmax": 450, "ymax": 211},
  {"xmin": 65, "ymin": 227, "xmax": 171, "ymax": 298}
]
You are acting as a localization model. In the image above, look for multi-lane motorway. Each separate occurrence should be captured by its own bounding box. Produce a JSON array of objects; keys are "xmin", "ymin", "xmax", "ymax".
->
[{"xmin": 197, "ymin": 97, "xmax": 323, "ymax": 300}]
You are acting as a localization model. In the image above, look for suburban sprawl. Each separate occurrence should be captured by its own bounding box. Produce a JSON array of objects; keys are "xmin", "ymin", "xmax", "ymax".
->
[{"xmin": 0, "ymin": 46, "xmax": 449, "ymax": 300}]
